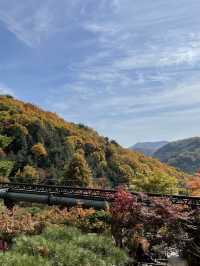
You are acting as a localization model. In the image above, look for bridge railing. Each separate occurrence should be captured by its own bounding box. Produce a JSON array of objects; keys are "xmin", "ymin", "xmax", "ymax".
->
[
  {"xmin": 0, "ymin": 182, "xmax": 116, "ymax": 201},
  {"xmin": 1, "ymin": 182, "xmax": 200, "ymax": 206}
]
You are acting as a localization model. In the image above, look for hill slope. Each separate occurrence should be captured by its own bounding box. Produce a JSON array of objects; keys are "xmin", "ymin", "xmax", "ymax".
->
[
  {"xmin": 154, "ymin": 137, "xmax": 200, "ymax": 173},
  {"xmin": 130, "ymin": 141, "xmax": 168, "ymax": 156},
  {"xmin": 0, "ymin": 96, "xmax": 185, "ymax": 192}
]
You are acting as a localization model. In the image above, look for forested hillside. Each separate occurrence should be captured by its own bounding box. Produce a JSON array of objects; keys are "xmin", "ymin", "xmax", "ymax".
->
[
  {"xmin": 0, "ymin": 95, "xmax": 186, "ymax": 193},
  {"xmin": 154, "ymin": 137, "xmax": 200, "ymax": 174}
]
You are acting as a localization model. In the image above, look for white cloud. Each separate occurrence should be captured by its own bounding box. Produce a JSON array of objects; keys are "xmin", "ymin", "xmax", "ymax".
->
[
  {"xmin": 83, "ymin": 22, "xmax": 119, "ymax": 35},
  {"xmin": 0, "ymin": 84, "xmax": 14, "ymax": 96},
  {"xmin": 112, "ymin": 44, "xmax": 200, "ymax": 70}
]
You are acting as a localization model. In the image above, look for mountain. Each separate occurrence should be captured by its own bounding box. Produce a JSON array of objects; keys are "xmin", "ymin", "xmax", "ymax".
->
[
  {"xmin": 154, "ymin": 137, "xmax": 200, "ymax": 174},
  {"xmin": 130, "ymin": 141, "xmax": 168, "ymax": 156},
  {"xmin": 0, "ymin": 95, "xmax": 185, "ymax": 192}
]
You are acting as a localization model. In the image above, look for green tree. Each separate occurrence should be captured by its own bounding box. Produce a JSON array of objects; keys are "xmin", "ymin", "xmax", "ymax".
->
[
  {"xmin": 132, "ymin": 171, "xmax": 179, "ymax": 194},
  {"xmin": 0, "ymin": 134, "xmax": 13, "ymax": 149},
  {"xmin": 0, "ymin": 160, "xmax": 13, "ymax": 182}
]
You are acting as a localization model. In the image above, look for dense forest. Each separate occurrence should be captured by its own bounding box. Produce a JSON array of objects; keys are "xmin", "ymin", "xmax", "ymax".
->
[
  {"xmin": 0, "ymin": 95, "xmax": 186, "ymax": 193},
  {"xmin": 154, "ymin": 137, "xmax": 200, "ymax": 174}
]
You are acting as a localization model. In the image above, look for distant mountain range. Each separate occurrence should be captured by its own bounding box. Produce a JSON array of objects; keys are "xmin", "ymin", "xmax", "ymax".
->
[
  {"xmin": 130, "ymin": 141, "xmax": 169, "ymax": 156},
  {"xmin": 154, "ymin": 137, "xmax": 200, "ymax": 174},
  {"xmin": 131, "ymin": 137, "xmax": 200, "ymax": 174}
]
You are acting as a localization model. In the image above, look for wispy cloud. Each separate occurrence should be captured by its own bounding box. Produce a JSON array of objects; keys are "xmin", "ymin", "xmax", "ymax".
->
[
  {"xmin": 1, "ymin": 0, "xmax": 200, "ymax": 146},
  {"xmin": 0, "ymin": 1, "xmax": 68, "ymax": 47},
  {"xmin": 0, "ymin": 0, "xmax": 119, "ymax": 47}
]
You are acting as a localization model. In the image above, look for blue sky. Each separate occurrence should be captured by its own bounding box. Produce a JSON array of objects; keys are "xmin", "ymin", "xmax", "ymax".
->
[{"xmin": 1, "ymin": 0, "xmax": 200, "ymax": 147}]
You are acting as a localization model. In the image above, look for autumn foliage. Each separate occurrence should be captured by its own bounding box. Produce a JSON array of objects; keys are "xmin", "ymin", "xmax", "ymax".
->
[
  {"xmin": 186, "ymin": 170, "xmax": 200, "ymax": 196},
  {"xmin": 31, "ymin": 143, "xmax": 48, "ymax": 157},
  {"xmin": 0, "ymin": 96, "xmax": 186, "ymax": 192},
  {"xmin": 110, "ymin": 187, "xmax": 189, "ymax": 257},
  {"xmin": 0, "ymin": 207, "xmax": 42, "ymax": 240}
]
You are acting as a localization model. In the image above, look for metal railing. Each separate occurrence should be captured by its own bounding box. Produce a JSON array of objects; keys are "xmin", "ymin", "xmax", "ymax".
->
[{"xmin": 0, "ymin": 182, "xmax": 200, "ymax": 207}]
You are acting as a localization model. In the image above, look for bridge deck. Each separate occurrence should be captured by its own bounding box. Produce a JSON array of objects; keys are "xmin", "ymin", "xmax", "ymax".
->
[{"xmin": 0, "ymin": 182, "xmax": 200, "ymax": 207}]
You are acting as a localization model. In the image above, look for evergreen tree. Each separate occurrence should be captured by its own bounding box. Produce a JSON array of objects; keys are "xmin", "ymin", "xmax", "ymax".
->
[{"xmin": 65, "ymin": 152, "xmax": 92, "ymax": 187}]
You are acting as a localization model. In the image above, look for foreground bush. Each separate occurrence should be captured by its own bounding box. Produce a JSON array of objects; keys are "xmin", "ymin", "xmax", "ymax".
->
[
  {"xmin": 0, "ymin": 253, "xmax": 50, "ymax": 266},
  {"xmin": 2, "ymin": 225, "xmax": 128, "ymax": 266}
]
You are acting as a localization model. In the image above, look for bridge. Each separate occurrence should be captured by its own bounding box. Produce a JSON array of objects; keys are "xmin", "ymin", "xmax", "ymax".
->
[{"xmin": 0, "ymin": 182, "xmax": 200, "ymax": 209}]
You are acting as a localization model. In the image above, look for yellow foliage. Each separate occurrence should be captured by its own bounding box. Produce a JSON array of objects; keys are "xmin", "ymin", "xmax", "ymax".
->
[
  {"xmin": 31, "ymin": 143, "xmax": 47, "ymax": 157},
  {"xmin": 16, "ymin": 165, "xmax": 39, "ymax": 183},
  {"xmin": 131, "ymin": 171, "xmax": 179, "ymax": 194}
]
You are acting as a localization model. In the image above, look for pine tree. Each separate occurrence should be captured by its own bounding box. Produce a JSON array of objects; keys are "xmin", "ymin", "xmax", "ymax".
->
[{"xmin": 65, "ymin": 152, "xmax": 92, "ymax": 187}]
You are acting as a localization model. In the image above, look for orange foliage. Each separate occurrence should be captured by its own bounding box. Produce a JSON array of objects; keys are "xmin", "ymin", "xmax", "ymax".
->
[
  {"xmin": 31, "ymin": 143, "xmax": 48, "ymax": 157},
  {"xmin": 186, "ymin": 171, "xmax": 200, "ymax": 196},
  {"xmin": 36, "ymin": 206, "xmax": 95, "ymax": 224},
  {"xmin": 0, "ymin": 207, "xmax": 42, "ymax": 238},
  {"xmin": 0, "ymin": 205, "xmax": 97, "ymax": 239}
]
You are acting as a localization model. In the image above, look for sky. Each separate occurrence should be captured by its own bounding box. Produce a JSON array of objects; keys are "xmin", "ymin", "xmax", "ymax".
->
[{"xmin": 0, "ymin": 0, "xmax": 200, "ymax": 147}]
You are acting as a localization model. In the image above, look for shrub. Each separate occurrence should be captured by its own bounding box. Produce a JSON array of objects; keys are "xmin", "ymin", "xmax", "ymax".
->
[
  {"xmin": 0, "ymin": 253, "xmax": 50, "ymax": 266},
  {"xmin": 76, "ymin": 210, "xmax": 111, "ymax": 233},
  {"xmin": 8, "ymin": 225, "xmax": 128, "ymax": 266}
]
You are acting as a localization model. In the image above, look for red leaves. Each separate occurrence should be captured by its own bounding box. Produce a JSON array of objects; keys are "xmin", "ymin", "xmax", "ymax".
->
[
  {"xmin": 151, "ymin": 197, "xmax": 189, "ymax": 226},
  {"xmin": 110, "ymin": 187, "xmax": 145, "ymax": 248},
  {"xmin": 111, "ymin": 187, "xmax": 189, "ymax": 224},
  {"xmin": 111, "ymin": 187, "xmax": 137, "ymax": 216},
  {"xmin": 110, "ymin": 187, "xmax": 189, "ymax": 251}
]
